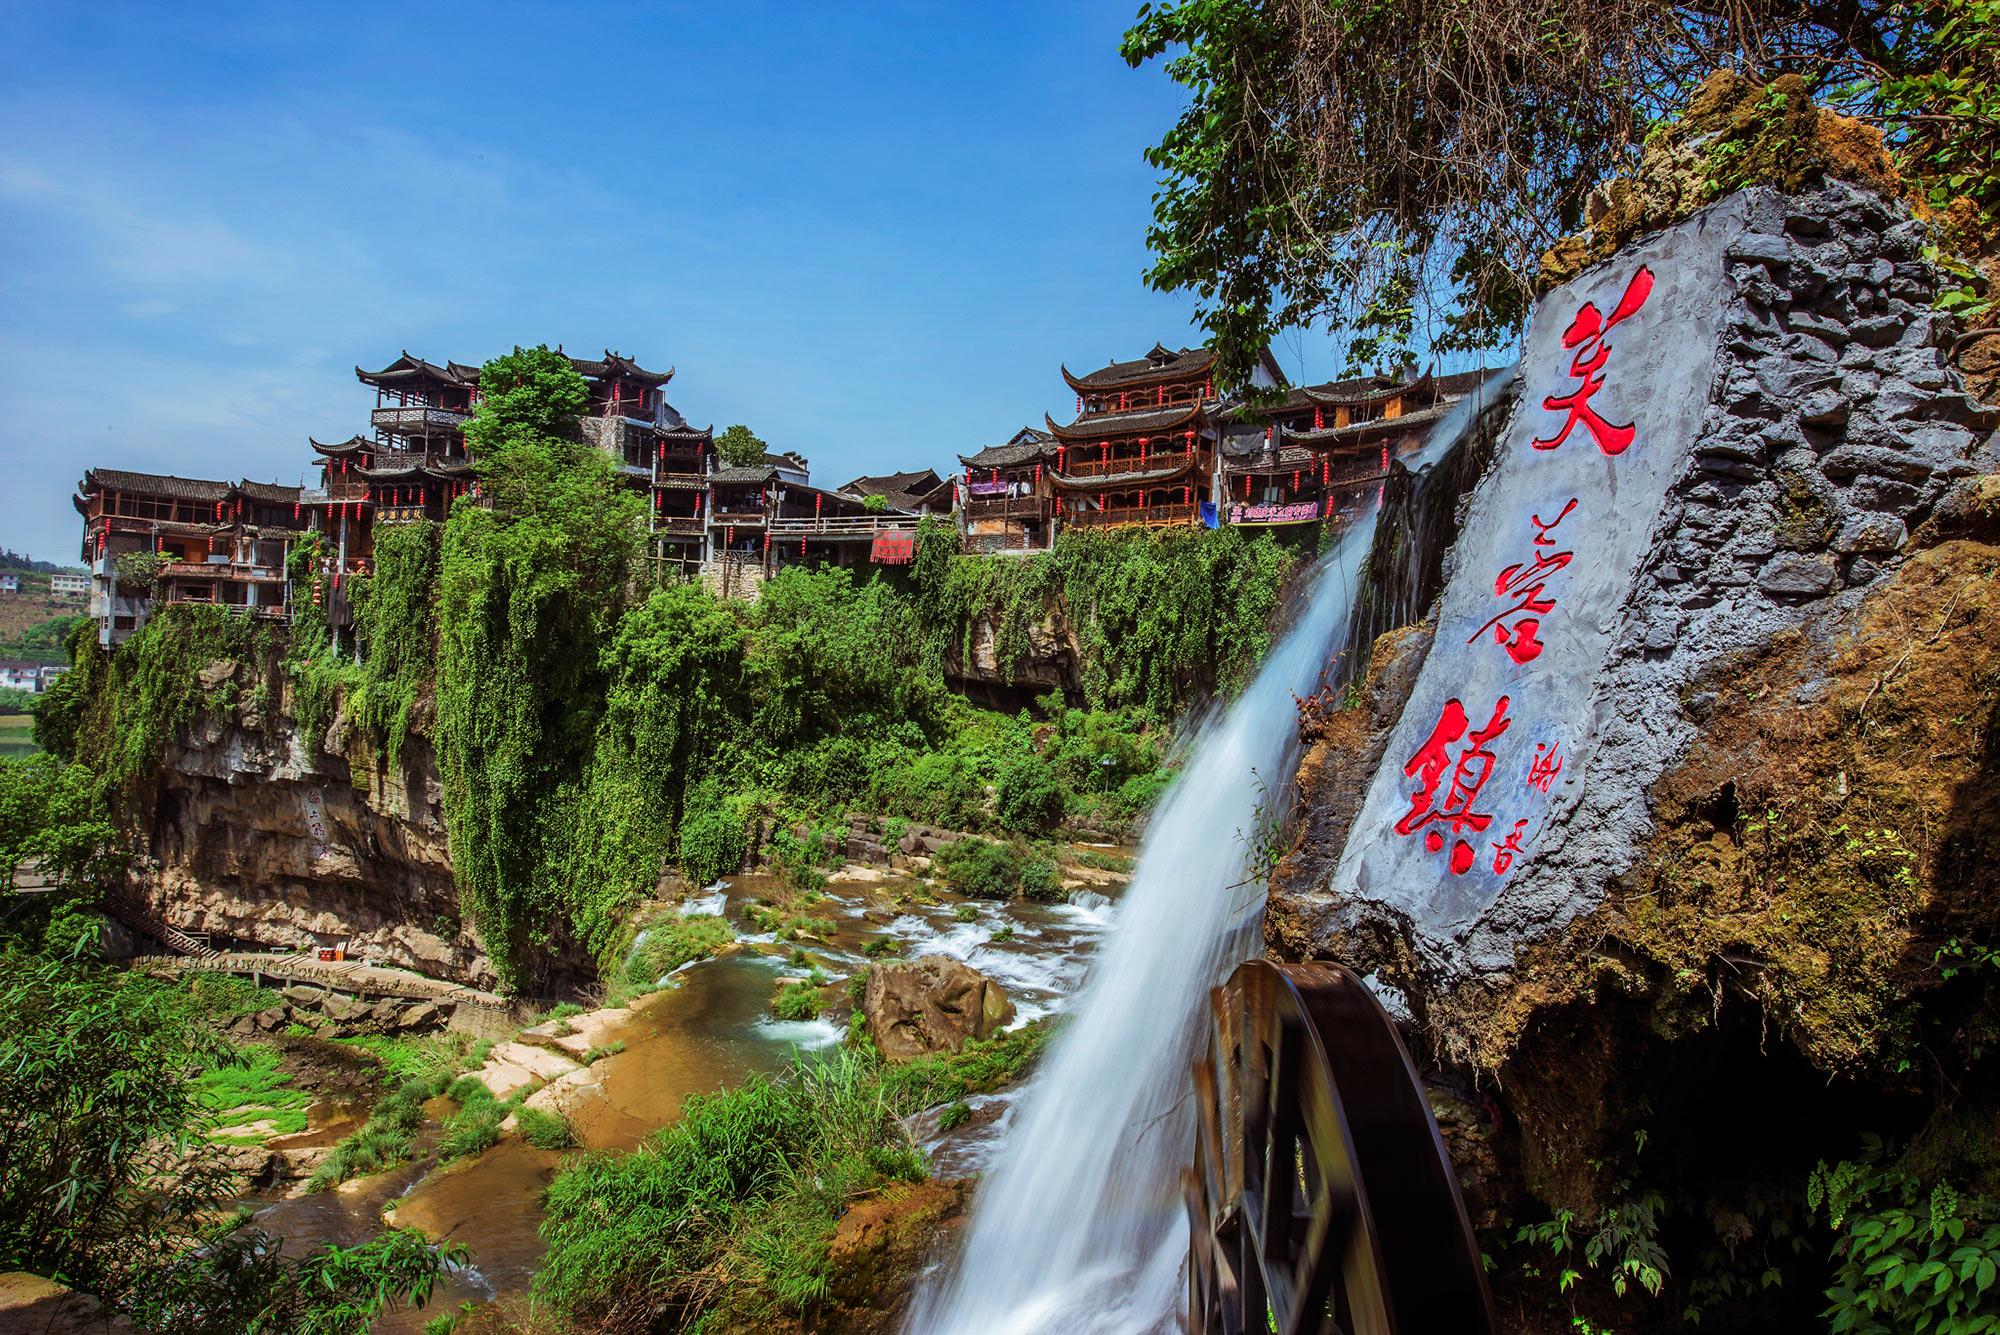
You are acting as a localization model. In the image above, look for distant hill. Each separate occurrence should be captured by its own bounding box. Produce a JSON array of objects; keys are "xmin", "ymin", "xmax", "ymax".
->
[{"xmin": 0, "ymin": 547, "xmax": 83, "ymax": 575}]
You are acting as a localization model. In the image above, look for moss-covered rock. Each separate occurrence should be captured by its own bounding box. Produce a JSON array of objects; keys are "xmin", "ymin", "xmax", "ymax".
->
[{"xmin": 1538, "ymin": 72, "xmax": 1899, "ymax": 292}]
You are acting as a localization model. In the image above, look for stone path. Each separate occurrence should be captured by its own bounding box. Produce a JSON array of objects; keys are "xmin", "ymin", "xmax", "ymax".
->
[{"xmin": 139, "ymin": 951, "xmax": 510, "ymax": 1011}]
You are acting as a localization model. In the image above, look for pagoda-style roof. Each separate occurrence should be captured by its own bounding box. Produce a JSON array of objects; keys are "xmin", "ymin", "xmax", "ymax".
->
[
  {"xmin": 657, "ymin": 423, "xmax": 713, "ymax": 443},
  {"xmin": 1044, "ymin": 401, "xmax": 1204, "ymax": 442},
  {"xmin": 362, "ymin": 460, "xmax": 476, "ymax": 482},
  {"xmin": 571, "ymin": 350, "xmax": 674, "ymax": 387},
  {"xmin": 1063, "ymin": 344, "xmax": 1217, "ymax": 392},
  {"xmin": 356, "ymin": 353, "xmax": 470, "ymax": 389},
  {"xmin": 79, "ymin": 468, "xmax": 231, "ymax": 502},
  {"xmin": 1302, "ymin": 370, "xmax": 1431, "ymax": 408},
  {"xmin": 309, "ymin": 434, "xmax": 375, "ymax": 457},
  {"xmin": 1048, "ymin": 456, "xmax": 1201, "ymax": 493},
  {"xmin": 1280, "ymin": 401, "xmax": 1455, "ymax": 447},
  {"xmin": 711, "ymin": 466, "xmax": 779, "ymax": 485}
]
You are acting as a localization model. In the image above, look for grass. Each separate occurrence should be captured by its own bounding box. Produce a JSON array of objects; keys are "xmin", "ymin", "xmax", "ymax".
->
[
  {"xmin": 307, "ymin": 1072, "xmax": 453, "ymax": 1192},
  {"xmin": 861, "ymin": 936, "xmax": 900, "ymax": 958},
  {"xmin": 1069, "ymin": 847, "xmax": 1136, "ymax": 874},
  {"xmin": 579, "ymin": 1040, "xmax": 626, "ymax": 1065},
  {"xmin": 772, "ymin": 980, "xmax": 823, "ymax": 1023},
  {"xmin": 535, "ymin": 1048, "xmax": 928, "ymax": 1330},
  {"xmin": 191, "ymin": 1048, "xmax": 313, "ymax": 1138},
  {"xmin": 332, "ymin": 1031, "xmax": 472, "ymax": 1085},
  {"xmin": 610, "ymin": 911, "xmax": 735, "ymax": 1006},
  {"xmin": 515, "ymin": 1105, "xmax": 578, "ymax": 1151}
]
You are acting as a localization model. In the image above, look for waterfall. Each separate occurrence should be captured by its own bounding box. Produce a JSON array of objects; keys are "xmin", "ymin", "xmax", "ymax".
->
[{"xmin": 905, "ymin": 387, "xmax": 1503, "ymax": 1335}]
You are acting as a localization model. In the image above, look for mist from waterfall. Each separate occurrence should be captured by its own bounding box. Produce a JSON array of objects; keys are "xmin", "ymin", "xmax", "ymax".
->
[{"xmin": 903, "ymin": 388, "xmax": 1499, "ymax": 1335}]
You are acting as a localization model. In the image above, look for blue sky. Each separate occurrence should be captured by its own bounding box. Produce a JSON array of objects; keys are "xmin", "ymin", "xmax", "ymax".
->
[{"xmin": 0, "ymin": 1, "xmax": 1361, "ymax": 565}]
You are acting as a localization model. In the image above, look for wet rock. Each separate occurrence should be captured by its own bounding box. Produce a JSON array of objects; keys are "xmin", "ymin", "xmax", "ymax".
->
[
  {"xmin": 863, "ymin": 955, "xmax": 1015, "ymax": 1062},
  {"xmin": 252, "ymin": 1006, "xmax": 289, "ymax": 1032},
  {"xmin": 0, "ymin": 1274, "xmax": 138, "ymax": 1334},
  {"xmin": 824, "ymin": 1180, "xmax": 971, "ymax": 1316}
]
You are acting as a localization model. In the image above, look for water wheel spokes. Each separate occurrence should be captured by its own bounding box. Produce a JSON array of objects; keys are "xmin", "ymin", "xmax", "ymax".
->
[{"xmin": 1184, "ymin": 961, "xmax": 1496, "ymax": 1335}]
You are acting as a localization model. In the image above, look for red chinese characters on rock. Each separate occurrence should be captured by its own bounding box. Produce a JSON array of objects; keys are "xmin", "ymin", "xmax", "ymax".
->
[
  {"xmin": 1527, "ymin": 740, "xmax": 1564, "ymax": 793},
  {"xmin": 1394, "ymin": 696, "xmax": 1512, "ymax": 875},
  {"xmin": 1469, "ymin": 498, "xmax": 1579, "ymax": 664},
  {"xmin": 1533, "ymin": 265, "xmax": 1656, "ymax": 455},
  {"xmin": 1491, "ymin": 820, "xmax": 1529, "ymax": 875}
]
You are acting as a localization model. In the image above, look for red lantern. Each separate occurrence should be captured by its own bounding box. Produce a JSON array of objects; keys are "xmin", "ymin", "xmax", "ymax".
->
[{"xmin": 1293, "ymin": 471, "xmax": 1300, "ymax": 492}]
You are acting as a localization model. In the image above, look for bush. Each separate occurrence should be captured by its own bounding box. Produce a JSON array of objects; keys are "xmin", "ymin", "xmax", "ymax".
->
[
  {"xmin": 772, "ymin": 980, "xmax": 822, "ymax": 1022},
  {"xmin": 678, "ymin": 786, "xmax": 749, "ymax": 886},
  {"xmin": 933, "ymin": 836, "xmax": 1062, "ymax": 901},
  {"xmin": 995, "ymin": 753, "xmax": 1066, "ymax": 834},
  {"xmin": 622, "ymin": 913, "xmax": 733, "ymax": 991}
]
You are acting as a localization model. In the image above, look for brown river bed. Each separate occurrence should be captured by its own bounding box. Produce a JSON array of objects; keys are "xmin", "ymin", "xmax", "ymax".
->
[{"xmin": 242, "ymin": 862, "xmax": 1129, "ymax": 1328}]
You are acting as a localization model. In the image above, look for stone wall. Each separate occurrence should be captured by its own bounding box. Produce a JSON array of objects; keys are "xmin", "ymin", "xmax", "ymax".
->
[{"xmin": 1272, "ymin": 179, "xmax": 1997, "ymax": 996}]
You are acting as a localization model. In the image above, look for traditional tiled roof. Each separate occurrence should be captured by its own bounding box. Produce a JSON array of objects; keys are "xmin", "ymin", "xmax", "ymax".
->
[
  {"xmin": 1435, "ymin": 366, "xmax": 1507, "ymax": 397},
  {"xmin": 1063, "ymin": 344, "xmax": 1216, "ymax": 391},
  {"xmin": 237, "ymin": 480, "xmax": 302, "ymax": 504},
  {"xmin": 1302, "ymin": 370, "xmax": 1430, "ymax": 407},
  {"xmin": 763, "ymin": 451, "xmax": 810, "ymax": 475},
  {"xmin": 310, "ymin": 435, "xmax": 374, "ymax": 457},
  {"xmin": 710, "ymin": 466, "xmax": 779, "ymax": 485},
  {"xmin": 1044, "ymin": 401, "xmax": 1204, "ymax": 442},
  {"xmin": 571, "ymin": 351, "xmax": 674, "ymax": 387},
  {"xmin": 959, "ymin": 428, "xmax": 1057, "ymax": 470},
  {"xmin": 1048, "ymin": 457, "xmax": 1200, "ymax": 493},
  {"xmin": 80, "ymin": 468, "xmax": 231, "ymax": 502},
  {"xmin": 357, "ymin": 353, "xmax": 468, "ymax": 389},
  {"xmin": 1280, "ymin": 401, "xmax": 1455, "ymax": 447},
  {"xmin": 841, "ymin": 469, "xmax": 947, "ymax": 511}
]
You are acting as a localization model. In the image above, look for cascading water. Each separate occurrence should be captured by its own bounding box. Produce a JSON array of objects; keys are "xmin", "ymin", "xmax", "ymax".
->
[{"xmin": 905, "ymin": 386, "xmax": 1504, "ymax": 1335}]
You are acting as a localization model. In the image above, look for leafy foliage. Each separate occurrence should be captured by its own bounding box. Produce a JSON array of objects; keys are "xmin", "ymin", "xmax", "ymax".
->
[
  {"xmin": 0, "ymin": 753, "xmax": 123, "ymax": 952},
  {"xmin": 434, "ymin": 347, "xmax": 643, "ymax": 984},
  {"xmin": 1812, "ymin": 1143, "xmax": 2000, "ymax": 1334},
  {"xmin": 1121, "ymin": 0, "xmax": 2000, "ymax": 383},
  {"xmin": 715, "ymin": 423, "xmax": 770, "ymax": 468},
  {"xmin": 0, "ymin": 950, "xmax": 457, "ymax": 1331}
]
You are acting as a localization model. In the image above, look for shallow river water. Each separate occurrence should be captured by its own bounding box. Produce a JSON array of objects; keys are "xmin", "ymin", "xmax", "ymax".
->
[{"xmin": 246, "ymin": 862, "xmax": 1129, "ymax": 1327}]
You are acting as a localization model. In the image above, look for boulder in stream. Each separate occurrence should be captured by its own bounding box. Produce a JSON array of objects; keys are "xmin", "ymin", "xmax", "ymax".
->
[{"xmin": 863, "ymin": 955, "xmax": 1015, "ymax": 1062}]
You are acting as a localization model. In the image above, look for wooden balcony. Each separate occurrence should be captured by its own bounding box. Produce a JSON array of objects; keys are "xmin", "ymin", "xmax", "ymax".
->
[
  {"xmin": 653, "ymin": 469, "xmax": 707, "ymax": 489},
  {"xmin": 768, "ymin": 516, "xmax": 919, "ymax": 540},
  {"xmin": 301, "ymin": 481, "xmax": 370, "ymax": 505},
  {"xmin": 160, "ymin": 561, "xmax": 286, "ymax": 584},
  {"xmin": 1067, "ymin": 502, "xmax": 1200, "ymax": 530},
  {"xmin": 655, "ymin": 518, "xmax": 704, "ymax": 537},
  {"xmin": 964, "ymin": 495, "xmax": 1053, "ymax": 521},
  {"xmin": 372, "ymin": 405, "xmax": 468, "ymax": 434},
  {"xmin": 1063, "ymin": 449, "xmax": 1194, "ymax": 479}
]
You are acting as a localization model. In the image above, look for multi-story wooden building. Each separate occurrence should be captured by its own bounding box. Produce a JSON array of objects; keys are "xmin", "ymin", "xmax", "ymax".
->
[
  {"xmin": 1217, "ymin": 367, "xmax": 1507, "ymax": 533},
  {"xmin": 74, "ymin": 469, "xmax": 301, "ymax": 645},
  {"xmin": 301, "ymin": 350, "xmax": 703, "ymax": 570},
  {"xmin": 957, "ymin": 428, "xmax": 1059, "ymax": 552}
]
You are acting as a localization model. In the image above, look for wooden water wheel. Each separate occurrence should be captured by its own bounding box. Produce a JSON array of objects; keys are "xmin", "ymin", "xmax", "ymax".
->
[{"xmin": 1184, "ymin": 960, "xmax": 1496, "ymax": 1335}]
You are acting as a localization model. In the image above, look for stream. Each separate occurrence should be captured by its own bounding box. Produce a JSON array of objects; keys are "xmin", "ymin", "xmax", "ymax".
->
[{"xmin": 243, "ymin": 864, "xmax": 1132, "ymax": 1328}]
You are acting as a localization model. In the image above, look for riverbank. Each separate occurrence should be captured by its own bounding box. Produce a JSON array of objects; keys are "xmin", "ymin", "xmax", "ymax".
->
[{"xmin": 206, "ymin": 847, "xmax": 1130, "ymax": 1330}]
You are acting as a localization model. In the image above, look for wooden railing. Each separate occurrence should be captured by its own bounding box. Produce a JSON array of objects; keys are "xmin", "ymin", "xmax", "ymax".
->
[
  {"xmin": 769, "ymin": 516, "xmax": 919, "ymax": 539},
  {"xmin": 1068, "ymin": 502, "xmax": 1200, "ymax": 530},
  {"xmin": 1063, "ymin": 449, "xmax": 1194, "ymax": 479},
  {"xmin": 372, "ymin": 405, "xmax": 468, "ymax": 433},
  {"xmin": 653, "ymin": 469, "xmax": 707, "ymax": 488},
  {"xmin": 301, "ymin": 481, "xmax": 370, "ymax": 504},
  {"xmin": 964, "ymin": 495, "xmax": 1053, "ymax": 521},
  {"xmin": 655, "ymin": 518, "xmax": 704, "ymax": 536}
]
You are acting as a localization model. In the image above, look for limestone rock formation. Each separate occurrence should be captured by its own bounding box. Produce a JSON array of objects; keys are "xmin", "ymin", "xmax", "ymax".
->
[
  {"xmin": 863, "ymin": 955, "xmax": 1015, "ymax": 1061},
  {"xmin": 1270, "ymin": 175, "xmax": 2000, "ymax": 1230}
]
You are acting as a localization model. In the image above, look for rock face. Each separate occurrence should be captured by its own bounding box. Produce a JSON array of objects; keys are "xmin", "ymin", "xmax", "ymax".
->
[
  {"xmin": 122, "ymin": 668, "xmax": 502, "ymax": 988},
  {"xmin": 943, "ymin": 599, "xmax": 1083, "ymax": 705},
  {"xmin": 863, "ymin": 955, "xmax": 1015, "ymax": 1062},
  {"xmin": 1275, "ymin": 179, "xmax": 1996, "ymax": 992}
]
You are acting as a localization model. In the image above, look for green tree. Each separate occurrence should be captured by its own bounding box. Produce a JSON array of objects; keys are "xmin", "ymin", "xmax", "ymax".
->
[
  {"xmin": 715, "ymin": 423, "xmax": 769, "ymax": 468},
  {"xmin": 0, "ymin": 950, "xmax": 459, "ymax": 1331},
  {"xmin": 435, "ymin": 346, "xmax": 643, "ymax": 984},
  {"xmin": 1121, "ymin": 0, "xmax": 2000, "ymax": 385},
  {"xmin": 0, "ymin": 755, "xmax": 122, "ymax": 952}
]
